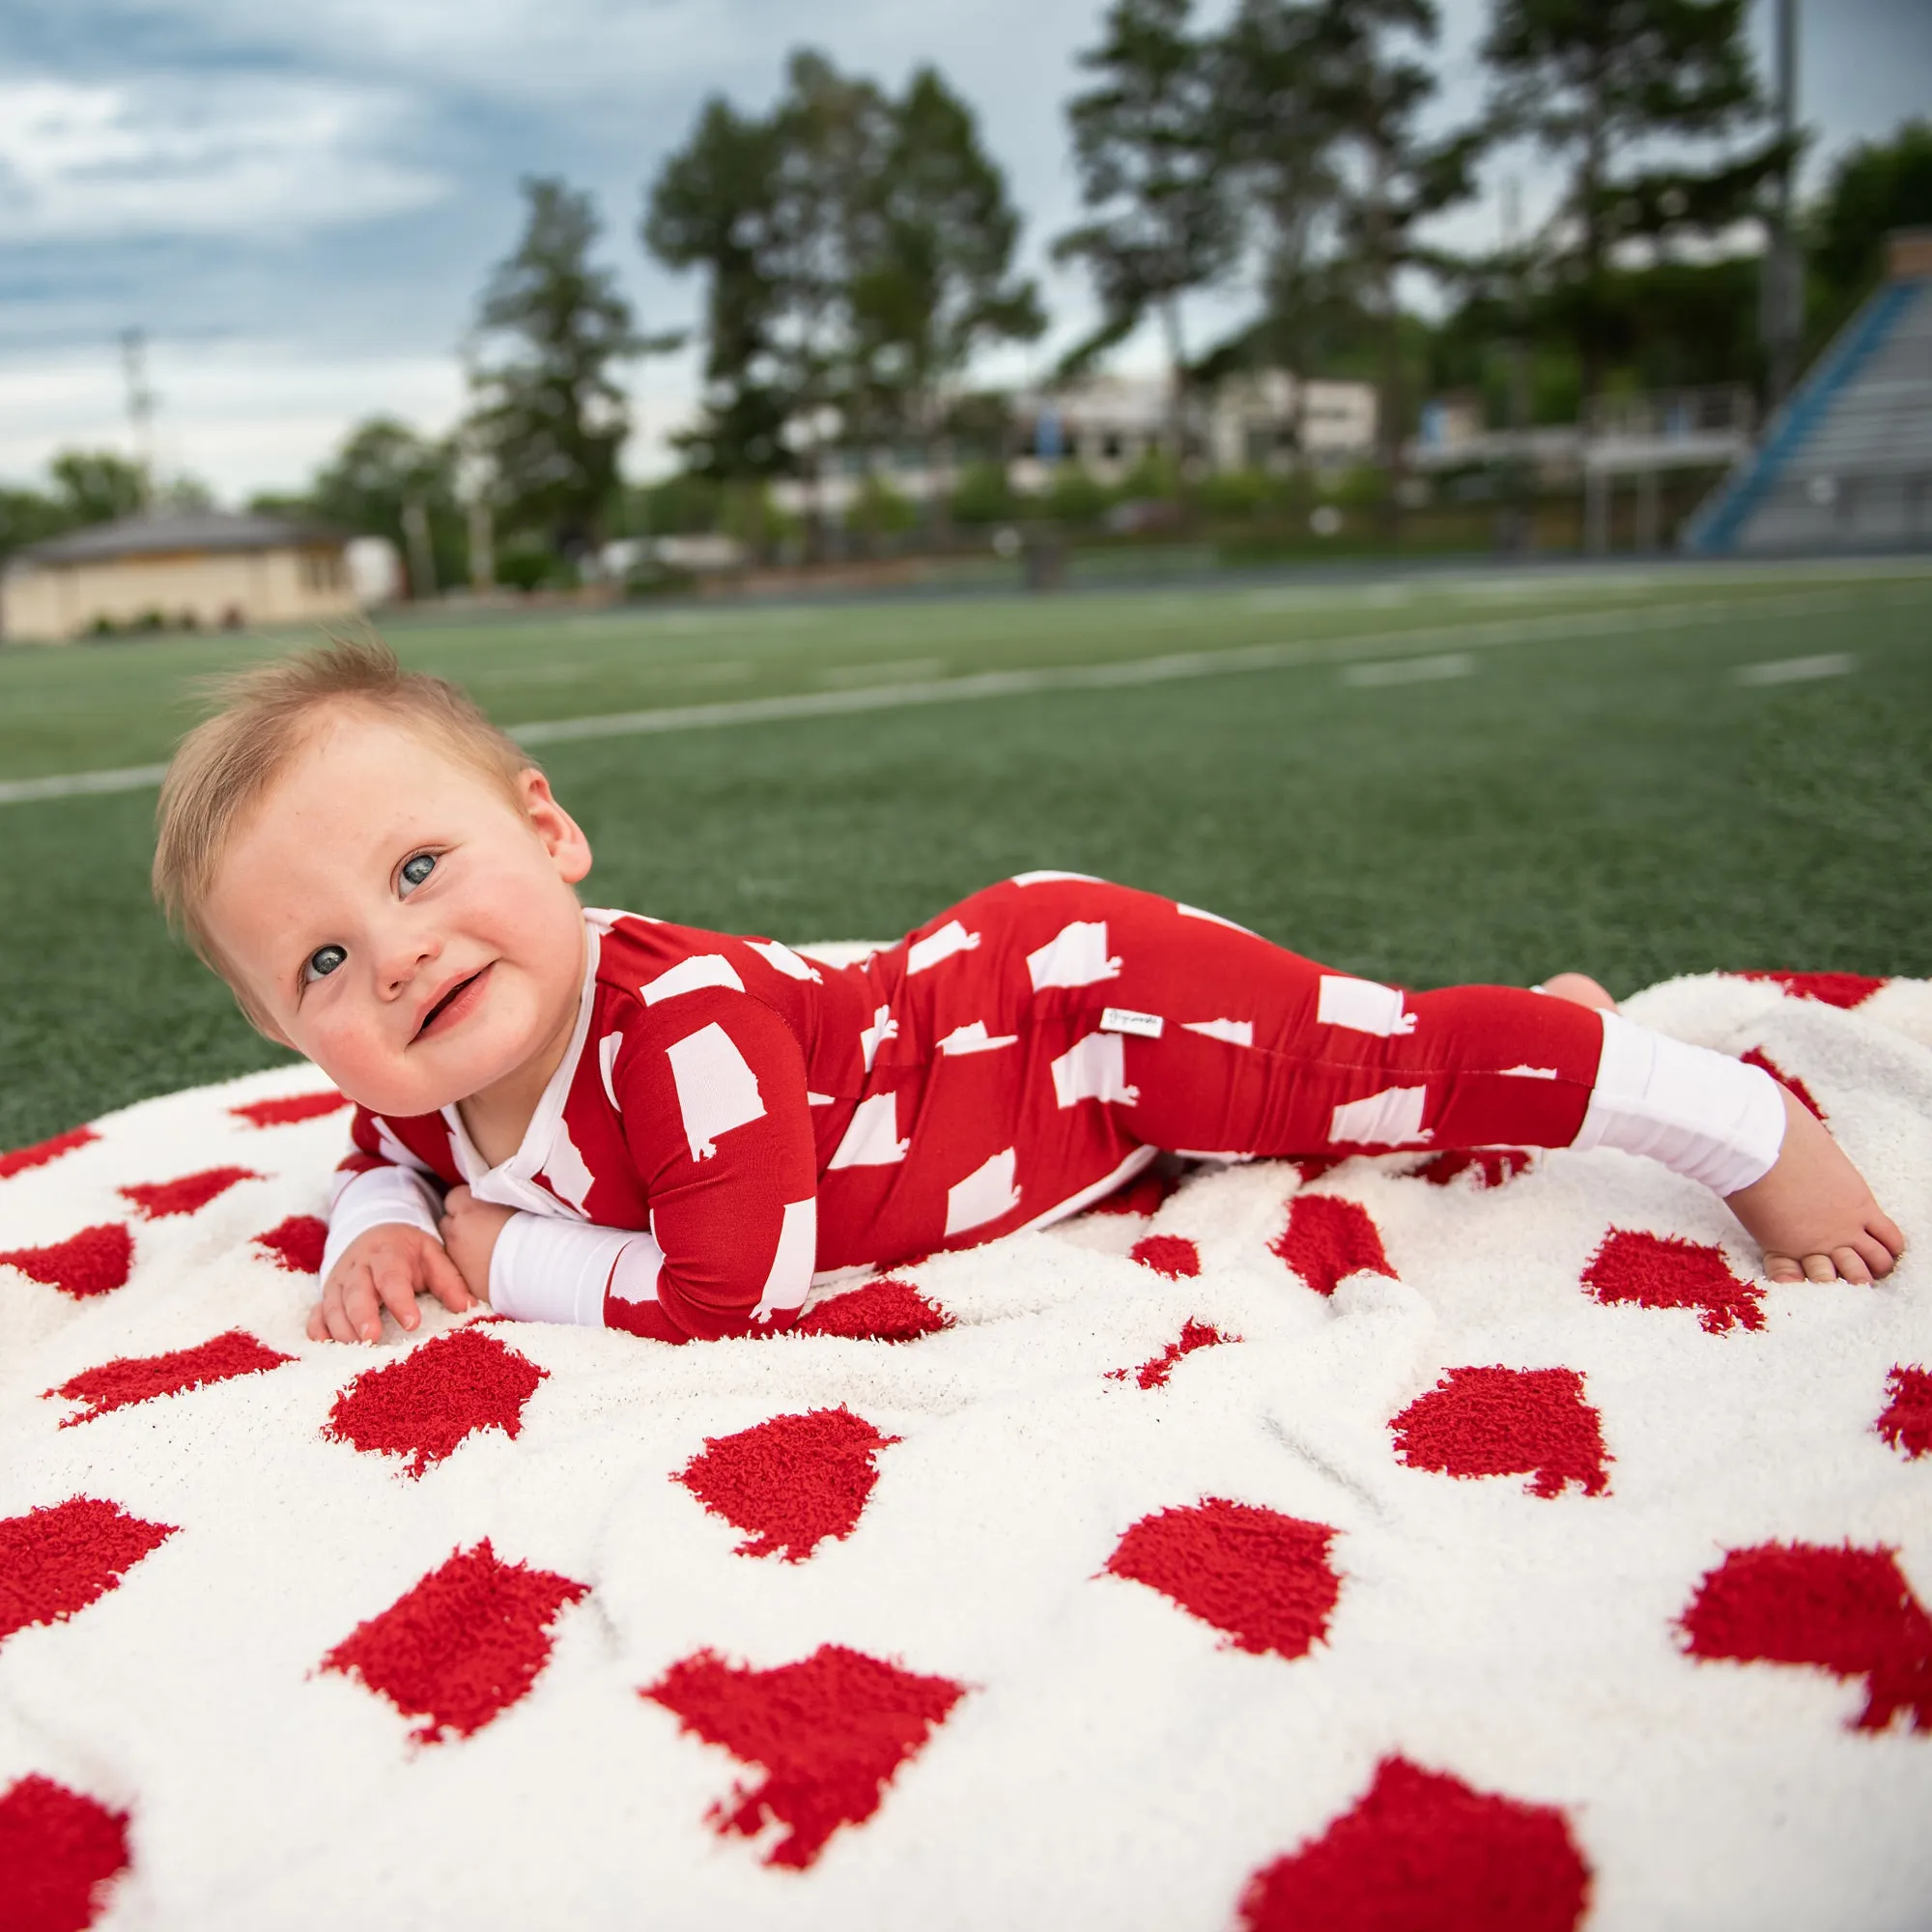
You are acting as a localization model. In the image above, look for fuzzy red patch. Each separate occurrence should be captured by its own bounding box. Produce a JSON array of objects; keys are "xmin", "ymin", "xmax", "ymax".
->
[
  {"xmin": 1738, "ymin": 1047, "xmax": 1825, "ymax": 1121},
  {"xmin": 1417, "ymin": 1149, "xmax": 1534, "ymax": 1189},
  {"xmin": 791, "ymin": 1278, "xmax": 952, "ymax": 1342},
  {"xmin": 1679, "ymin": 1541, "xmax": 1932, "ymax": 1732},
  {"xmin": 0, "ymin": 1497, "xmax": 176, "ymax": 1646},
  {"xmin": 1089, "ymin": 1168, "xmax": 1179, "ymax": 1217},
  {"xmin": 1109, "ymin": 1319, "xmax": 1232, "ymax": 1390},
  {"xmin": 1238, "ymin": 1754, "xmax": 1591, "ymax": 1932},
  {"xmin": 230, "ymin": 1090, "xmax": 350, "ymax": 1127},
  {"xmin": 1292, "ymin": 1156, "xmax": 1345, "ymax": 1184},
  {"xmin": 118, "ymin": 1165, "xmax": 258, "ymax": 1219},
  {"xmin": 1130, "ymin": 1234, "xmax": 1201, "ymax": 1279},
  {"xmin": 1582, "ymin": 1229, "xmax": 1763, "ymax": 1335},
  {"xmin": 254, "ymin": 1214, "xmax": 327, "ymax": 1275},
  {"xmin": 47, "ymin": 1329, "xmax": 294, "ymax": 1428},
  {"xmin": 642, "ymin": 1643, "xmax": 966, "ymax": 1869},
  {"xmin": 1877, "ymin": 1364, "xmax": 1932, "ymax": 1460},
  {"xmin": 677, "ymin": 1407, "xmax": 899, "ymax": 1561},
  {"xmin": 0, "ymin": 1224, "xmax": 133, "ymax": 1299},
  {"xmin": 1271, "ymin": 1194, "xmax": 1393, "ymax": 1296},
  {"xmin": 0, "ymin": 1126, "xmax": 99, "ymax": 1182},
  {"xmin": 0, "ymin": 1774, "xmax": 131, "ymax": 1932},
  {"xmin": 1741, "ymin": 970, "xmax": 1886, "ymax": 1009},
  {"xmin": 323, "ymin": 1326, "xmax": 545, "ymax": 1478},
  {"xmin": 322, "ymin": 1539, "xmax": 586, "ymax": 1743},
  {"xmin": 1389, "ymin": 1367, "xmax": 1610, "ymax": 1498},
  {"xmin": 1104, "ymin": 1498, "xmax": 1341, "ymax": 1660}
]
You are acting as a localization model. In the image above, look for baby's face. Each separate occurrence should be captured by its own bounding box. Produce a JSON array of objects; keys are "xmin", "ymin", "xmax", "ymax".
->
[{"xmin": 202, "ymin": 707, "xmax": 593, "ymax": 1119}]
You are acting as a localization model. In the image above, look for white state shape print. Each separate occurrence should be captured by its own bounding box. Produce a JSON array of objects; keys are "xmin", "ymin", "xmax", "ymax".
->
[
  {"xmin": 755, "ymin": 1197, "xmax": 817, "ymax": 1319},
  {"xmin": 372, "ymin": 1116, "xmax": 434, "ymax": 1175},
  {"xmin": 540, "ymin": 1120, "xmax": 596, "ymax": 1216},
  {"xmin": 641, "ymin": 954, "xmax": 745, "ymax": 1006},
  {"xmin": 946, "ymin": 1146, "xmax": 1021, "ymax": 1235},
  {"xmin": 1328, "ymin": 1084, "xmax": 1431, "ymax": 1146},
  {"xmin": 1500, "ymin": 1064, "xmax": 1559, "ymax": 1079},
  {"xmin": 807, "ymin": 1092, "xmax": 835, "ymax": 1107},
  {"xmin": 1176, "ymin": 902, "xmax": 1256, "ymax": 935},
  {"xmin": 1050, "ymin": 1032, "xmax": 1139, "ymax": 1108},
  {"xmin": 906, "ymin": 921, "xmax": 981, "ymax": 974},
  {"xmin": 664, "ymin": 1022, "xmax": 766, "ymax": 1160},
  {"xmin": 937, "ymin": 1021, "xmax": 1019, "ymax": 1056},
  {"xmin": 826, "ymin": 1093, "xmax": 910, "ymax": 1168},
  {"xmin": 861, "ymin": 1004, "xmax": 898, "ymax": 1073},
  {"xmin": 1316, "ymin": 975, "xmax": 1415, "ymax": 1037},
  {"xmin": 1026, "ymin": 921, "xmax": 1122, "ymax": 991},
  {"xmin": 598, "ymin": 1032, "xmax": 624, "ymax": 1108},
  {"xmin": 1182, "ymin": 1017, "xmax": 1254, "ymax": 1047},
  {"xmin": 747, "ymin": 939, "xmax": 821, "ymax": 982},
  {"xmin": 1011, "ymin": 869, "xmax": 1100, "ymax": 886}
]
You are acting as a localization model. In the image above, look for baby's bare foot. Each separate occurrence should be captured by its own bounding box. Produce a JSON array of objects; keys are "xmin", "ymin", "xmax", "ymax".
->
[
  {"xmin": 1725, "ymin": 1087, "xmax": 1906, "ymax": 1285},
  {"xmin": 1543, "ymin": 972, "xmax": 1617, "ymax": 1011}
]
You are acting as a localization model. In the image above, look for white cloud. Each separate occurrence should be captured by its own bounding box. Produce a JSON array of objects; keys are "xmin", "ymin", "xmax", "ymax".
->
[{"xmin": 0, "ymin": 74, "xmax": 448, "ymax": 242}]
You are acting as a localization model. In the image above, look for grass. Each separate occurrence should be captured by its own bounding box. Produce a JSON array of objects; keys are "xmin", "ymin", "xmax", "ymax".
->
[{"xmin": 1, "ymin": 557, "xmax": 1928, "ymax": 1151}]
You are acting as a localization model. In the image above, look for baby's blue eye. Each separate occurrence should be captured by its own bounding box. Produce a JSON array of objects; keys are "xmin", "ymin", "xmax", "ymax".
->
[
  {"xmin": 400, "ymin": 853, "xmax": 436, "ymax": 891},
  {"xmin": 305, "ymin": 944, "xmax": 347, "ymax": 983}
]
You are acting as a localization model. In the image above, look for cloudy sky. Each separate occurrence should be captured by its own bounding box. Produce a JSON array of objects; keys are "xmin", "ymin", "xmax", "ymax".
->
[{"xmin": 2, "ymin": 0, "xmax": 1925, "ymax": 501}]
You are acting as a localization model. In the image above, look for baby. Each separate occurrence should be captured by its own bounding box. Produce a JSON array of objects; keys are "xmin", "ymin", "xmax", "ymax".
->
[{"xmin": 153, "ymin": 639, "xmax": 1903, "ymax": 1346}]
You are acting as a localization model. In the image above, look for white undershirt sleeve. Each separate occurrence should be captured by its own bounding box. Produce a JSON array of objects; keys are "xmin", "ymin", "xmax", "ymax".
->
[
  {"xmin": 487, "ymin": 1212, "xmax": 667, "ymax": 1328},
  {"xmin": 1573, "ymin": 1009, "xmax": 1788, "ymax": 1195},
  {"xmin": 319, "ymin": 1165, "xmax": 443, "ymax": 1281}
]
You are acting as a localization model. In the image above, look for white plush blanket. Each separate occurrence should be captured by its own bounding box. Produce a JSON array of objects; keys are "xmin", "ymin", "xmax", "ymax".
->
[{"xmin": 3, "ymin": 971, "xmax": 1929, "ymax": 1932}]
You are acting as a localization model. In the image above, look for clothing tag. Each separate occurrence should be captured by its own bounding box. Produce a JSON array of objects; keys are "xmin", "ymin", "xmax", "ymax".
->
[{"xmin": 1100, "ymin": 1007, "xmax": 1164, "ymax": 1039}]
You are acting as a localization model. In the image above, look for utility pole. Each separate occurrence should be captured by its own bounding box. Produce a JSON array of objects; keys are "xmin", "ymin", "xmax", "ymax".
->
[
  {"xmin": 120, "ymin": 328, "xmax": 156, "ymax": 510},
  {"xmin": 1764, "ymin": 0, "xmax": 1803, "ymax": 407}
]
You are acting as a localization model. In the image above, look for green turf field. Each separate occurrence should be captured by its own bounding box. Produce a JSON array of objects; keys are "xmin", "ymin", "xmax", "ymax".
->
[{"xmin": 2, "ymin": 557, "xmax": 1927, "ymax": 1150}]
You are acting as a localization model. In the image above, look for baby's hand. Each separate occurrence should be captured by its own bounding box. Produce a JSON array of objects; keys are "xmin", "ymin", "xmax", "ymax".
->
[
  {"xmin": 307, "ymin": 1223, "xmax": 476, "ymax": 1344},
  {"xmin": 439, "ymin": 1184, "xmax": 516, "ymax": 1304}
]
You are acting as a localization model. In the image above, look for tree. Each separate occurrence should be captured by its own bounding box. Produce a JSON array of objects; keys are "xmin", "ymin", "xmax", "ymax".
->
[
  {"xmin": 47, "ymin": 449, "xmax": 146, "ymax": 525},
  {"xmin": 1054, "ymin": 0, "xmax": 1242, "ymax": 473},
  {"xmin": 1481, "ymin": 0, "xmax": 1774, "ymax": 406},
  {"xmin": 298, "ymin": 417, "xmax": 466, "ymax": 597},
  {"xmin": 470, "ymin": 177, "xmax": 664, "ymax": 562},
  {"xmin": 1808, "ymin": 119, "xmax": 1932, "ymax": 340}
]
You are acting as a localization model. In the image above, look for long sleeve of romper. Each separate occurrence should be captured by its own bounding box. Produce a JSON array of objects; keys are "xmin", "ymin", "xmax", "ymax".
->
[
  {"xmin": 487, "ymin": 984, "xmax": 821, "ymax": 1343},
  {"xmin": 319, "ymin": 1107, "xmax": 446, "ymax": 1281}
]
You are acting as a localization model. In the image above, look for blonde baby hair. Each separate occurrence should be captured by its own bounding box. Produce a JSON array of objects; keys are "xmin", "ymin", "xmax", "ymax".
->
[{"xmin": 153, "ymin": 633, "xmax": 534, "ymax": 987}]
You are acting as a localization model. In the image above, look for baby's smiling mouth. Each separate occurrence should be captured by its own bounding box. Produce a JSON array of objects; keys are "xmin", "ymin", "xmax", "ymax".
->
[{"xmin": 413, "ymin": 964, "xmax": 492, "ymax": 1041}]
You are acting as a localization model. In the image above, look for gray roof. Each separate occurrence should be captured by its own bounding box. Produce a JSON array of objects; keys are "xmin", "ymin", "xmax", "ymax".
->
[{"xmin": 18, "ymin": 510, "xmax": 346, "ymax": 566}]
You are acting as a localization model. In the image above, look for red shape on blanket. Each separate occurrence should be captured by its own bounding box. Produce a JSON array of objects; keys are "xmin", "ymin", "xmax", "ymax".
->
[
  {"xmin": 677, "ymin": 1407, "xmax": 900, "ymax": 1561},
  {"xmin": 1105, "ymin": 1498, "xmax": 1341, "ymax": 1660},
  {"xmin": 642, "ymin": 1643, "xmax": 966, "ymax": 1869},
  {"xmin": 48, "ymin": 1329, "xmax": 295, "ymax": 1428},
  {"xmin": 1238, "ymin": 1754, "xmax": 1590, "ymax": 1932},
  {"xmin": 254, "ymin": 1214, "xmax": 327, "ymax": 1275},
  {"xmin": 1581, "ymin": 1229, "xmax": 1763, "ymax": 1335},
  {"xmin": 231, "ymin": 1090, "xmax": 349, "ymax": 1127},
  {"xmin": 1109, "ymin": 1319, "xmax": 1232, "ymax": 1390},
  {"xmin": 1679, "ymin": 1541, "xmax": 1932, "ymax": 1732},
  {"xmin": 1877, "ymin": 1364, "xmax": 1932, "ymax": 1460},
  {"xmin": 323, "ymin": 1326, "xmax": 547, "ymax": 1478},
  {"xmin": 0, "ymin": 1497, "xmax": 176, "ymax": 1646},
  {"xmin": 1416, "ymin": 1149, "xmax": 1533, "ymax": 1189},
  {"xmin": 322, "ymin": 1539, "xmax": 587, "ymax": 1743},
  {"xmin": 1130, "ymin": 1234, "xmax": 1201, "ymax": 1279},
  {"xmin": 1738, "ymin": 1048, "xmax": 1825, "ymax": 1122},
  {"xmin": 119, "ymin": 1165, "xmax": 258, "ymax": 1219},
  {"xmin": 1089, "ymin": 1168, "xmax": 1179, "ymax": 1217},
  {"xmin": 0, "ymin": 1224, "xmax": 132, "ymax": 1299},
  {"xmin": 1389, "ymin": 1367, "xmax": 1610, "ymax": 1498},
  {"xmin": 791, "ymin": 1278, "xmax": 952, "ymax": 1342},
  {"xmin": 1741, "ymin": 969, "xmax": 1886, "ymax": 1009},
  {"xmin": 0, "ymin": 1126, "xmax": 99, "ymax": 1182},
  {"xmin": 1271, "ymin": 1195, "xmax": 1393, "ymax": 1296},
  {"xmin": 0, "ymin": 1774, "xmax": 131, "ymax": 1932}
]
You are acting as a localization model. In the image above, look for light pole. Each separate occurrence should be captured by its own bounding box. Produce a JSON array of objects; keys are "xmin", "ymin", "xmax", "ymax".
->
[{"xmin": 1763, "ymin": 0, "xmax": 1803, "ymax": 408}]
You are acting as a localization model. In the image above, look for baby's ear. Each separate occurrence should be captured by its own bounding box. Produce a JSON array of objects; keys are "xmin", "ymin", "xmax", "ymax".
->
[{"xmin": 520, "ymin": 769, "xmax": 593, "ymax": 884}]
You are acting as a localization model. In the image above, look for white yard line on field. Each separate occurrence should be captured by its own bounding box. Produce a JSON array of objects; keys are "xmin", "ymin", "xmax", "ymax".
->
[
  {"xmin": 1341, "ymin": 651, "xmax": 1476, "ymax": 687},
  {"xmin": 0, "ymin": 582, "xmax": 1921, "ymax": 809},
  {"xmin": 1734, "ymin": 651, "xmax": 1857, "ymax": 686}
]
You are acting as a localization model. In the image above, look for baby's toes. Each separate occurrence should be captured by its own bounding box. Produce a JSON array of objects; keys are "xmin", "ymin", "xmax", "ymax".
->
[
  {"xmin": 1870, "ymin": 1208, "xmax": 1907, "ymax": 1262},
  {"xmin": 1802, "ymin": 1252, "xmax": 1837, "ymax": 1284},
  {"xmin": 1763, "ymin": 1251, "xmax": 1804, "ymax": 1283},
  {"xmin": 1832, "ymin": 1245, "xmax": 1873, "ymax": 1286},
  {"xmin": 1854, "ymin": 1230, "xmax": 1898, "ymax": 1279}
]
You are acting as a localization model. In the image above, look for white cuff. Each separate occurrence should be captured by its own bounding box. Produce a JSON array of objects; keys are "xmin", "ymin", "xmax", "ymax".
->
[
  {"xmin": 488, "ymin": 1212, "xmax": 665, "ymax": 1327},
  {"xmin": 320, "ymin": 1166, "xmax": 442, "ymax": 1280},
  {"xmin": 1574, "ymin": 1010, "xmax": 1787, "ymax": 1195}
]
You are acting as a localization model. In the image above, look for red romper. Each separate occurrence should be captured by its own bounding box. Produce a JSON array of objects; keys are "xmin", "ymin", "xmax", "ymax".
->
[{"xmin": 324, "ymin": 874, "xmax": 1648, "ymax": 1343}]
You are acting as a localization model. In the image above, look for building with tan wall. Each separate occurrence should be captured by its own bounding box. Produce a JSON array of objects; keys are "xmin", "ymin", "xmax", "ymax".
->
[{"xmin": 0, "ymin": 510, "xmax": 359, "ymax": 641}]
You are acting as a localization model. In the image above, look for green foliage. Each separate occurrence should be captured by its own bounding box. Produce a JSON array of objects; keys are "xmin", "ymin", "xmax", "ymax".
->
[
  {"xmin": 279, "ymin": 417, "xmax": 468, "ymax": 594},
  {"xmin": 845, "ymin": 474, "xmax": 919, "ymax": 538},
  {"xmin": 950, "ymin": 461, "xmax": 1015, "ymax": 525},
  {"xmin": 1195, "ymin": 468, "xmax": 1275, "ymax": 517},
  {"xmin": 48, "ymin": 449, "xmax": 147, "ymax": 525},
  {"xmin": 1044, "ymin": 466, "xmax": 1114, "ymax": 525},
  {"xmin": 1808, "ymin": 120, "xmax": 1932, "ymax": 338}
]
